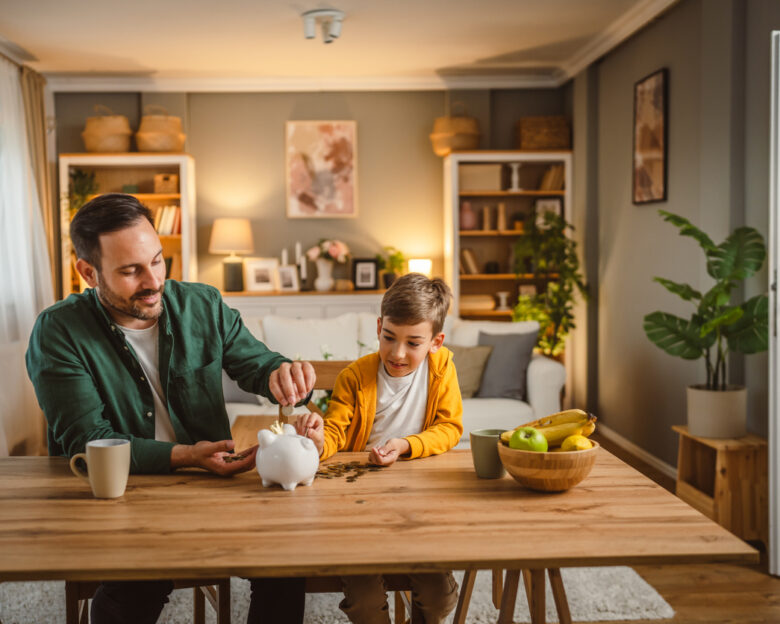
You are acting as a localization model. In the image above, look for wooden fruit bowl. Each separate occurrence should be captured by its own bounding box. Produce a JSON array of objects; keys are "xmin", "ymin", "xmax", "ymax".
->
[{"xmin": 497, "ymin": 440, "xmax": 599, "ymax": 492}]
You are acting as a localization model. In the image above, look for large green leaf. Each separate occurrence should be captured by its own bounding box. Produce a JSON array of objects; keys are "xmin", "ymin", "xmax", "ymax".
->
[
  {"xmin": 653, "ymin": 277, "xmax": 702, "ymax": 302},
  {"xmin": 643, "ymin": 311, "xmax": 709, "ymax": 359},
  {"xmin": 700, "ymin": 307, "xmax": 743, "ymax": 337},
  {"xmin": 698, "ymin": 282, "xmax": 733, "ymax": 314},
  {"xmin": 707, "ymin": 227, "xmax": 766, "ymax": 281},
  {"xmin": 660, "ymin": 210, "xmax": 715, "ymax": 251},
  {"xmin": 724, "ymin": 294, "xmax": 769, "ymax": 354}
]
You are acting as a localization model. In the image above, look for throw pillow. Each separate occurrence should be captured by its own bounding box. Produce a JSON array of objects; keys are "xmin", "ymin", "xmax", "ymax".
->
[
  {"xmin": 476, "ymin": 330, "xmax": 538, "ymax": 401},
  {"xmin": 447, "ymin": 345, "xmax": 494, "ymax": 398}
]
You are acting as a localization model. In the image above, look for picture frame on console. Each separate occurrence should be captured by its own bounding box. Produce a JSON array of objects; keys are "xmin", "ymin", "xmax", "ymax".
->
[
  {"xmin": 286, "ymin": 120, "xmax": 358, "ymax": 219},
  {"xmin": 632, "ymin": 68, "xmax": 668, "ymax": 204},
  {"xmin": 352, "ymin": 258, "xmax": 379, "ymax": 290},
  {"xmin": 277, "ymin": 265, "xmax": 300, "ymax": 292},
  {"xmin": 244, "ymin": 257, "xmax": 279, "ymax": 292}
]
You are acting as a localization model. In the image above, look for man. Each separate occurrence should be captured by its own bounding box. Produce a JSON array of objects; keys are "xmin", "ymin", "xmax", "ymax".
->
[{"xmin": 26, "ymin": 193, "xmax": 316, "ymax": 624}]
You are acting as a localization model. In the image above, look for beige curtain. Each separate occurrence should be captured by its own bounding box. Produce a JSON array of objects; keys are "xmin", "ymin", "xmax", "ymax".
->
[{"xmin": 20, "ymin": 66, "xmax": 57, "ymax": 298}]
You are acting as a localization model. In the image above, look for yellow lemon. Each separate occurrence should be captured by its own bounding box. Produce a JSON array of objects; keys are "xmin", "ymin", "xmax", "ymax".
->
[{"xmin": 561, "ymin": 434, "xmax": 593, "ymax": 452}]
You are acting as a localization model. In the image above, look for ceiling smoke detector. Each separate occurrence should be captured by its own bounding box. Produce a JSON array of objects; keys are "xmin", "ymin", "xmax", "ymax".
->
[{"xmin": 302, "ymin": 8, "xmax": 345, "ymax": 44}]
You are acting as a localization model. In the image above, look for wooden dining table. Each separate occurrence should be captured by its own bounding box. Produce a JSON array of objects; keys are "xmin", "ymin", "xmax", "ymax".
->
[{"xmin": 0, "ymin": 447, "xmax": 758, "ymax": 623}]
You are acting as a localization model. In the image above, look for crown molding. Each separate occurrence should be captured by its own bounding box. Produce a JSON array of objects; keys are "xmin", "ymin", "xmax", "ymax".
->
[
  {"xmin": 0, "ymin": 35, "xmax": 36, "ymax": 65},
  {"xmin": 561, "ymin": 0, "xmax": 680, "ymax": 80},
  {"xmin": 45, "ymin": 71, "xmax": 562, "ymax": 93}
]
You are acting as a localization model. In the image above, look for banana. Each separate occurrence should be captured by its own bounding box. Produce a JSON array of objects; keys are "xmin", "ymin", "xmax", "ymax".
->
[
  {"xmin": 535, "ymin": 420, "xmax": 589, "ymax": 446},
  {"xmin": 521, "ymin": 409, "xmax": 588, "ymax": 429}
]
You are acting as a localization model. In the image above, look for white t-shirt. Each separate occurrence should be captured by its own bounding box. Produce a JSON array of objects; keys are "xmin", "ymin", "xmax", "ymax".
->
[
  {"xmin": 118, "ymin": 322, "xmax": 177, "ymax": 443},
  {"xmin": 366, "ymin": 358, "xmax": 428, "ymax": 449}
]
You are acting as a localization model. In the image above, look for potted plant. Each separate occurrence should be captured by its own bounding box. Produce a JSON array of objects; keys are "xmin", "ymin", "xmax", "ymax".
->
[
  {"xmin": 375, "ymin": 246, "xmax": 406, "ymax": 289},
  {"xmin": 512, "ymin": 211, "xmax": 588, "ymax": 358},
  {"xmin": 643, "ymin": 210, "xmax": 768, "ymax": 438},
  {"xmin": 68, "ymin": 169, "xmax": 98, "ymax": 218}
]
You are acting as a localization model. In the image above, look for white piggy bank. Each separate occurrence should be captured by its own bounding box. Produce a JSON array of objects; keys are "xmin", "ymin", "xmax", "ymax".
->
[{"xmin": 256, "ymin": 424, "xmax": 319, "ymax": 491}]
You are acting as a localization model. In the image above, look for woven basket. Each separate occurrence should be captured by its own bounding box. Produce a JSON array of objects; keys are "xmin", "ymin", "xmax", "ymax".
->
[
  {"xmin": 516, "ymin": 116, "xmax": 571, "ymax": 150},
  {"xmin": 429, "ymin": 106, "xmax": 480, "ymax": 156},
  {"xmin": 136, "ymin": 105, "xmax": 186, "ymax": 152},
  {"xmin": 81, "ymin": 105, "xmax": 131, "ymax": 152}
]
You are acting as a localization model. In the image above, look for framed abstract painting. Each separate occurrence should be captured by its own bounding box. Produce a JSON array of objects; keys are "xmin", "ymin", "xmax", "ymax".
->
[
  {"xmin": 286, "ymin": 120, "xmax": 358, "ymax": 218},
  {"xmin": 633, "ymin": 68, "xmax": 668, "ymax": 204}
]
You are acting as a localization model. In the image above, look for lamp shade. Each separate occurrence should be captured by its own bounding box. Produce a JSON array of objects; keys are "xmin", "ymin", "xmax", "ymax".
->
[{"xmin": 209, "ymin": 218, "xmax": 254, "ymax": 255}]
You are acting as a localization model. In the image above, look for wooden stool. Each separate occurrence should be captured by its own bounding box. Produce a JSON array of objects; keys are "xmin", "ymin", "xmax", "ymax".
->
[{"xmin": 672, "ymin": 425, "xmax": 768, "ymax": 547}]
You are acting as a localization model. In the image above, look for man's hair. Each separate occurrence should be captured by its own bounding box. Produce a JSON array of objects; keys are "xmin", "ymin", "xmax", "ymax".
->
[
  {"xmin": 381, "ymin": 273, "xmax": 452, "ymax": 335},
  {"xmin": 70, "ymin": 193, "xmax": 154, "ymax": 269}
]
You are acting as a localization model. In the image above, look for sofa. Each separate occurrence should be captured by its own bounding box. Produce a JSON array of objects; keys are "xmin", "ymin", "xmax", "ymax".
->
[{"xmin": 223, "ymin": 312, "xmax": 566, "ymax": 448}]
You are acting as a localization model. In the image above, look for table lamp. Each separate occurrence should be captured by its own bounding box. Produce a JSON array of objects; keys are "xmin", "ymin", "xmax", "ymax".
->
[
  {"xmin": 209, "ymin": 218, "xmax": 254, "ymax": 292},
  {"xmin": 407, "ymin": 258, "xmax": 433, "ymax": 278}
]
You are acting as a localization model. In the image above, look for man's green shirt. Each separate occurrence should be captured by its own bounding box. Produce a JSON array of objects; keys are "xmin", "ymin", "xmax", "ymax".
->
[{"xmin": 26, "ymin": 280, "xmax": 289, "ymax": 473}]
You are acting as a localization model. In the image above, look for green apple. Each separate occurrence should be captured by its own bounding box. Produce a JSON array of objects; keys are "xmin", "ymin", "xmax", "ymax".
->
[{"xmin": 509, "ymin": 427, "xmax": 548, "ymax": 452}]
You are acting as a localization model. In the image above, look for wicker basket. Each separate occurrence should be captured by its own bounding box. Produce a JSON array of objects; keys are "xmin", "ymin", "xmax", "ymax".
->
[
  {"xmin": 136, "ymin": 106, "xmax": 186, "ymax": 152},
  {"xmin": 81, "ymin": 105, "xmax": 131, "ymax": 152},
  {"xmin": 429, "ymin": 113, "xmax": 479, "ymax": 156},
  {"xmin": 516, "ymin": 116, "xmax": 571, "ymax": 150}
]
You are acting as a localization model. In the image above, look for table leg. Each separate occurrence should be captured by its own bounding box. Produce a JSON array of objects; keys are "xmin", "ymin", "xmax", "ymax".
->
[
  {"xmin": 548, "ymin": 568, "xmax": 572, "ymax": 624},
  {"xmin": 497, "ymin": 569, "xmax": 520, "ymax": 624},
  {"xmin": 452, "ymin": 569, "xmax": 476, "ymax": 624},
  {"xmin": 527, "ymin": 569, "xmax": 546, "ymax": 624},
  {"xmin": 492, "ymin": 568, "xmax": 503, "ymax": 608}
]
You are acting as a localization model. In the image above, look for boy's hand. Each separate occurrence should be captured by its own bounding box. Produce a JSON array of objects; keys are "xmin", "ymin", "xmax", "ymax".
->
[
  {"xmin": 269, "ymin": 361, "xmax": 316, "ymax": 406},
  {"xmin": 368, "ymin": 438, "xmax": 410, "ymax": 466},
  {"xmin": 296, "ymin": 412, "xmax": 324, "ymax": 453}
]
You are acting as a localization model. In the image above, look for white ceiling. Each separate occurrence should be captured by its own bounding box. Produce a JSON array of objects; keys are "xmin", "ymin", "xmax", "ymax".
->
[{"xmin": 0, "ymin": 0, "xmax": 677, "ymax": 91}]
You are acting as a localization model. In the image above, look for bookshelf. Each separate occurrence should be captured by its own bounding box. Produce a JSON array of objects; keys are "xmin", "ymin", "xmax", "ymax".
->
[
  {"xmin": 443, "ymin": 150, "xmax": 572, "ymax": 320},
  {"xmin": 58, "ymin": 153, "xmax": 196, "ymax": 297}
]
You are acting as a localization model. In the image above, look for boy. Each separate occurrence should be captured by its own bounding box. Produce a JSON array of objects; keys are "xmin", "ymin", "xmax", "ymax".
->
[{"xmin": 297, "ymin": 273, "xmax": 462, "ymax": 624}]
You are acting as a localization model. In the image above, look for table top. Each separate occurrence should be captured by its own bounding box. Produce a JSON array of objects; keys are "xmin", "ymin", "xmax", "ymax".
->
[
  {"xmin": 0, "ymin": 450, "xmax": 757, "ymax": 582},
  {"xmin": 672, "ymin": 425, "xmax": 768, "ymax": 449}
]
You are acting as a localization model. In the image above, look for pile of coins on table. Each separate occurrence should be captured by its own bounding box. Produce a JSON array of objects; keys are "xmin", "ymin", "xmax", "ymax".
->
[{"xmin": 316, "ymin": 461, "xmax": 383, "ymax": 482}]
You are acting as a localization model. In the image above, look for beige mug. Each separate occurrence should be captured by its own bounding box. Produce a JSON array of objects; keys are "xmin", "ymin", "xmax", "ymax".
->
[
  {"xmin": 470, "ymin": 429, "xmax": 507, "ymax": 479},
  {"xmin": 69, "ymin": 439, "xmax": 131, "ymax": 498}
]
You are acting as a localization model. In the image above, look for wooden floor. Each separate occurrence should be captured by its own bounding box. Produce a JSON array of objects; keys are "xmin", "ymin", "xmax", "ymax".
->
[{"xmin": 590, "ymin": 433, "xmax": 780, "ymax": 624}]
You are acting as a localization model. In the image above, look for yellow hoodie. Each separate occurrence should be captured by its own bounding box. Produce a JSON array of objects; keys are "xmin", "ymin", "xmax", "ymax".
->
[{"xmin": 320, "ymin": 347, "xmax": 463, "ymax": 461}]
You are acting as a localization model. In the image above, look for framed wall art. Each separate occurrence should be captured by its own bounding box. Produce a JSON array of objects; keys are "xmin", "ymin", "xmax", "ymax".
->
[
  {"xmin": 352, "ymin": 258, "xmax": 379, "ymax": 290},
  {"xmin": 243, "ymin": 257, "xmax": 279, "ymax": 292},
  {"xmin": 633, "ymin": 68, "xmax": 668, "ymax": 204},
  {"xmin": 286, "ymin": 120, "xmax": 358, "ymax": 218}
]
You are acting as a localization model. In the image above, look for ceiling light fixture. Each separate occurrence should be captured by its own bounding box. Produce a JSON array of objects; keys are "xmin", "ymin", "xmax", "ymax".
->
[{"xmin": 302, "ymin": 9, "xmax": 345, "ymax": 44}]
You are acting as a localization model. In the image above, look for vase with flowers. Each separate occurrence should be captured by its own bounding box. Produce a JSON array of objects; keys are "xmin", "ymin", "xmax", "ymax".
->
[{"xmin": 306, "ymin": 239, "xmax": 350, "ymax": 291}]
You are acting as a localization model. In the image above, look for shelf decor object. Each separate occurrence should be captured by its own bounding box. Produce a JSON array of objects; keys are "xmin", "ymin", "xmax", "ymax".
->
[{"xmin": 209, "ymin": 218, "xmax": 254, "ymax": 292}]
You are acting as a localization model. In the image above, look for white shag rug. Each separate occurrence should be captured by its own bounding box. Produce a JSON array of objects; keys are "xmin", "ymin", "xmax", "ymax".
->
[{"xmin": 0, "ymin": 567, "xmax": 674, "ymax": 623}]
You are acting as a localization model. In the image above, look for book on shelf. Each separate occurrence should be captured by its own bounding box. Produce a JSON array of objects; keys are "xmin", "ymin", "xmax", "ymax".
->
[
  {"xmin": 461, "ymin": 248, "xmax": 479, "ymax": 275},
  {"xmin": 538, "ymin": 164, "xmax": 564, "ymax": 191},
  {"xmin": 154, "ymin": 205, "xmax": 181, "ymax": 236}
]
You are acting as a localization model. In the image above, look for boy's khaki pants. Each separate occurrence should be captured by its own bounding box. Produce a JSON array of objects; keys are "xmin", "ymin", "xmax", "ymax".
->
[{"xmin": 339, "ymin": 572, "xmax": 458, "ymax": 624}]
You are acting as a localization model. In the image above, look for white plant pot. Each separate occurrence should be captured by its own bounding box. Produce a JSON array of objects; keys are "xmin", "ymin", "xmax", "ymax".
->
[
  {"xmin": 686, "ymin": 384, "xmax": 747, "ymax": 439},
  {"xmin": 314, "ymin": 258, "xmax": 335, "ymax": 292}
]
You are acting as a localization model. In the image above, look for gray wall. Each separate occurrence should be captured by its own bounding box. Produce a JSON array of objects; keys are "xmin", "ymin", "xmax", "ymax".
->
[
  {"xmin": 588, "ymin": 0, "xmax": 778, "ymax": 466},
  {"xmin": 54, "ymin": 88, "xmax": 568, "ymax": 289}
]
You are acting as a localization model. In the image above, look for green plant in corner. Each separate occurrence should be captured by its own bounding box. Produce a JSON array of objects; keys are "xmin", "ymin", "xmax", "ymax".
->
[
  {"xmin": 512, "ymin": 211, "xmax": 588, "ymax": 357},
  {"xmin": 642, "ymin": 210, "xmax": 768, "ymax": 390},
  {"xmin": 68, "ymin": 169, "xmax": 98, "ymax": 218}
]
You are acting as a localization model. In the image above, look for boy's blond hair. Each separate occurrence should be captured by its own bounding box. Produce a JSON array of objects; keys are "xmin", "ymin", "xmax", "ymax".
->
[{"xmin": 381, "ymin": 273, "xmax": 452, "ymax": 335}]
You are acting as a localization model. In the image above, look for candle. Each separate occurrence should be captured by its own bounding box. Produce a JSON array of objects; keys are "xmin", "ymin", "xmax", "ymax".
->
[
  {"xmin": 295, "ymin": 241, "xmax": 302, "ymax": 263},
  {"xmin": 299, "ymin": 256, "xmax": 307, "ymax": 281},
  {"xmin": 281, "ymin": 248, "xmax": 289, "ymax": 266}
]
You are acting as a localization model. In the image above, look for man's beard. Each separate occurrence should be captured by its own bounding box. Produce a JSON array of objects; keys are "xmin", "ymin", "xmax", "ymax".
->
[{"xmin": 95, "ymin": 274, "xmax": 164, "ymax": 322}]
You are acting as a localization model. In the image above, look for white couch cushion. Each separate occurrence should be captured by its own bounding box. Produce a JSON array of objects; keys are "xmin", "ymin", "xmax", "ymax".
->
[
  {"xmin": 447, "ymin": 319, "xmax": 539, "ymax": 347},
  {"xmin": 262, "ymin": 313, "xmax": 361, "ymax": 361},
  {"xmin": 456, "ymin": 398, "xmax": 532, "ymax": 448},
  {"xmin": 357, "ymin": 312, "xmax": 379, "ymax": 357}
]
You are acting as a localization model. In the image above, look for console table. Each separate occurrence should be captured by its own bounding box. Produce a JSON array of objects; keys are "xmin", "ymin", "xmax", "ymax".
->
[{"xmin": 221, "ymin": 290, "xmax": 384, "ymax": 319}]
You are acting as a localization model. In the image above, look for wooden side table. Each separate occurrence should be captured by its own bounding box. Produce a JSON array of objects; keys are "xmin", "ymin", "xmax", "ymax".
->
[{"xmin": 672, "ymin": 425, "xmax": 768, "ymax": 546}]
